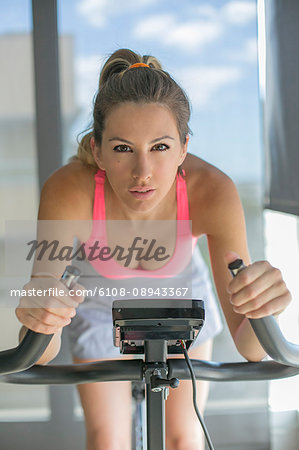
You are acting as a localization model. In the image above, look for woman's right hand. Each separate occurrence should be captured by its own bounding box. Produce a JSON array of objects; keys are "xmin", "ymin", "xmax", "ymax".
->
[{"xmin": 15, "ymin": 275, "xmax": 85, "ymax": 335}]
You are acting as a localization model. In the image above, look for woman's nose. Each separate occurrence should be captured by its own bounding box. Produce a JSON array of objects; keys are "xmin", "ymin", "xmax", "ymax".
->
[{"xmin": 132, "ymin": 155, "xmax": 152, "ymax": 182}]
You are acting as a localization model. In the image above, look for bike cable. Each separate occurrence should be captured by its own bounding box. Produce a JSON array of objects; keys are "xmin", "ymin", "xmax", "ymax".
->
[{"xmin": 180, "ymin": 340, "xmax": 215, "ymax": 450}]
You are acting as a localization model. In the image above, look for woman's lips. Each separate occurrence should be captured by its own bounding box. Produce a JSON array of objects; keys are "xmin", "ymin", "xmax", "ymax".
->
[{"xmin": 129, "ymin": 187, "xmax": 156, "ymax": 199}]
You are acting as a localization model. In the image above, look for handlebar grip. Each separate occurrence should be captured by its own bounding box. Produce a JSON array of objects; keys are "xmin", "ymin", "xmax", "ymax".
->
[
  {"xmin": 0, "ymin": 266, "xmax": 81, "ymax": 376},
  {"xmin": 228, "ymin": 259, "xmax": 299, "ymax": 367}
]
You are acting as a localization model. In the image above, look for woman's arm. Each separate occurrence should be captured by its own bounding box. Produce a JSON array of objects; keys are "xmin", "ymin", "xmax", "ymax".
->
[
  {"xmin": 191, "ymin": 167, "xmax": 291, "ymax": 361},
  {"xmin": 16, "ymin": 165, "xmax": 88, "ymax": 364}
]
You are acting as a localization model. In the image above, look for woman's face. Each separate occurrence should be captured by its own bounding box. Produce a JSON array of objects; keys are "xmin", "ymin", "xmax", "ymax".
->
[{"xmin": 93, "ymin": 102, "xmax": 188, "ymax": 216}]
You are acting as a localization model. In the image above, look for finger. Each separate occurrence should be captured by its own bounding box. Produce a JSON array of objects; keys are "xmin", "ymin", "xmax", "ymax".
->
[
  {"xmin": 228, "ymin": 261, "xmax": 274, "ymax": 295},
  {"xmin": 36, "ymin": 281, "xmax": 85, "ymax": 305},
  {"xmin": 27, "ymin": 308, "xmax": 73, "ymax": 328},
  {"xmin": 229, "ymin": 269, "xmax": 284, "ymax": 307},
  {"xmin": 16, "ymin": 306, "xmax": 76, "ymax": 331},
  {"xmin": 68, "ymin": 283, "xmax": 86, "ymax": 303},
  {"xmin": 25, "ymin": 278, "xmax": 81, "ymax": 302},
  {"xmin": 232, "ymin": 281, "xmax": 289, "ymax": 314},
  {"xmin": 20, "ymin": 290, "xmax": 82, "ymax": 309},
  {"xmin": 244, "ymin": 292, "xmax": 292, "ymax": 319},
  {"xmin": 33, "ymin": 301, "xmax": 77, "ymax": 320},
  {"xmin": 23, "ymin": 285, "xmax": 82, "ymax": 308},
  {"xmin": 23, "ymin": 278, "xmax": 85, "ymax": 306},
  {"xmin": 18, "ymin": 295, "xmax": 40, "ymax": 309},
  {"xmin": 18, "ymin": 295, "xmax": 77, "ymax": 320},
  {"xmin": 22, "ymin": 312, "xmax": 67, "ymax": 335},
  {"xmin": 43, "ymin": 307, "xmax": 77, "ymax": 319},
  {"xmin": 224, "ymin": 251, "xmax": 241, "ymax": 265}
]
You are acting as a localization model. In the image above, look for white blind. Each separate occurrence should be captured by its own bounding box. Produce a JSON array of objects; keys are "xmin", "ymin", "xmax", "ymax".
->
[{"xmin": 263, "ymin": 0, "xmax": 299, "ymax": 215}]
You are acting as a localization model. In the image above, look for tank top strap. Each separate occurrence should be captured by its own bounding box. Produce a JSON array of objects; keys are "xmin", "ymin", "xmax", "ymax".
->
[
  {"xmin": 176, "ymin": 169, "xmax": 189, "ymax": 220},
  {"xmin": 93, "ymin": 169, "xmax": 106, "ymax": 221},
  {"xmin": 94, "ymin": 168, "xmax": 106, "ymax": 184},
  {"xmin": 176, "ymin": 170, "xmax": 198, "ymax": 249}
]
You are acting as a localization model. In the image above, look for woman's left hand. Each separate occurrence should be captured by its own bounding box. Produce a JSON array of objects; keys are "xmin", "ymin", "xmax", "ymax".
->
[{"xmin": 225, "ymin": 252, "xmax": 292, "ymax": 319}]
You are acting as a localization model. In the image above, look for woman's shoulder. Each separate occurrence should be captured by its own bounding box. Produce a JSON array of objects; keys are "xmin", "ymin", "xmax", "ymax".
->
[
  {"xmin": 183, "ymin": 153, "xmax": 241, "ymax": 235},
  {"xmin": 45, "ymin": 159, "xmax": 97, "ymax": 188},
  {"xmin": 183, "ymin": 153, "xmax": 235, "ymax": 194},
  {"xmin": 38, "ymin": 160, "xmax": 97, "ymax": 220}
]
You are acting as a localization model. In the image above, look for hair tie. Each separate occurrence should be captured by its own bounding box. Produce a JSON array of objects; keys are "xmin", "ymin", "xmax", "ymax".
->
[{"xmin": 129, "ymin": 63, "xmax": 150, "ymax": 69}]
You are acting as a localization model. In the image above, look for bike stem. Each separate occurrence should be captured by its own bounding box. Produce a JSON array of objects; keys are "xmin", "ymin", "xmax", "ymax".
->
[{"xmin": 144, "ymin": 339, "xmax": 179, "ymax": 450}]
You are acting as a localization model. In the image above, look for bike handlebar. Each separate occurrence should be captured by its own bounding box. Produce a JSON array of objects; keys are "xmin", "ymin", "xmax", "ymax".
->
[
  {"xmin": 228, "ymin": 258, "xmax": 299, "ymax": 367},
  {"xmin": 0, "ymin": 266, "xmax": 80, "ymax": 376},
  {"xmin": 0, "ymin": 331, "xmax": 52, "ymax": 376},
  {"xmin": 249, "ymin": 316, "xmax": 299, "ymax": 367},
  {"xmin": 1, "ymin": 358, "xmax": 298, "ymax": 384}
]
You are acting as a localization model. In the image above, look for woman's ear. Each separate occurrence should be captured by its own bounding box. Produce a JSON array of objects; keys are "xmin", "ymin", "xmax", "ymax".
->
[
  {"xmin": 91, "ymin": 136, "xmax": 105, "ymax": 170},
  {"xmin": 178, "ymin": 135, "xmax": 189, "ymax": 166}
]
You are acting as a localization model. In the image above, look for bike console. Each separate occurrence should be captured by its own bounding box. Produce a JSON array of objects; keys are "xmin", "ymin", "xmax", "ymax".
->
[{"xmin": 112, "ymin": 299, "xmax": 205, "ymax": 354}]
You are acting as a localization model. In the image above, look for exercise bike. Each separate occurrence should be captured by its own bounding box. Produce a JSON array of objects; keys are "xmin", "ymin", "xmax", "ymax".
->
[{"xmin": 0, "ymin": 265, "xmax": 299, "ymax": 449}]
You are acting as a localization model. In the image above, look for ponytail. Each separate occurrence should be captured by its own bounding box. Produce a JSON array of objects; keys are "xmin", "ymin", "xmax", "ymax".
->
[{"xmin": 70, "ymin": 130, "xmax": 98, "ymax": 168}]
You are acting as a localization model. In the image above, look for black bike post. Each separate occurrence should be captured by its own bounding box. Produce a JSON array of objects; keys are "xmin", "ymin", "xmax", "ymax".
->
[{"xmin": 144, "ymin": 339, "xmax": 168, "ymax": 450}]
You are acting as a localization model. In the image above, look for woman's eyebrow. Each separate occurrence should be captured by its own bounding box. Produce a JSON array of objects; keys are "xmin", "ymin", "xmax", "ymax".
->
[
  {"xmin": 150, "ymin": 135, "xmax": 175, "ymax": 143},
  {"xmin": 108, "ymin": 137, "xmax": 133, "ymax": 144},
  {"xmin": 108, "ymin": 135, "xmax": 175, "ymax": 144}
]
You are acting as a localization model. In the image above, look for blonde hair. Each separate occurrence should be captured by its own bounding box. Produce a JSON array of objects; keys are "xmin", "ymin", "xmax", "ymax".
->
[{"xmin": 72, "ymin": 49, "xmax": 191, "ymax": 168}]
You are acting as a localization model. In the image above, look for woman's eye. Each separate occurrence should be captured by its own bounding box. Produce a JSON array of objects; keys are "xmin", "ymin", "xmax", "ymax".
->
[
  {"xmin": 113, "ymin": 145, "xmax": 131, "ymax": 152},
  {"xmin": 152, "ymin": 143, "xmax": 169, "ymax": 151}
]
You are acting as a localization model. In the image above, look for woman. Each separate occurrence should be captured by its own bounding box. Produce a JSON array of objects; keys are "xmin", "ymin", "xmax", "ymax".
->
[{"xmin": 16, "ymin": 49, "xmax": 291, "ymax": 450}]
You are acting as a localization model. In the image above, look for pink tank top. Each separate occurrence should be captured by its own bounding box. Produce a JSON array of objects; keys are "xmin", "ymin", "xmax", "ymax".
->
[{"xmin": 84, "ymin": 169, "xmax": 197, "ymax": 278}]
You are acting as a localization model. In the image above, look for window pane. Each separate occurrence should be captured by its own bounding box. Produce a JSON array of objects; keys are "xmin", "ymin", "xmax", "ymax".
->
[{"xmin": 0, "ymin": 0, "xmax": 49, "ymax": 421}]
